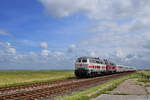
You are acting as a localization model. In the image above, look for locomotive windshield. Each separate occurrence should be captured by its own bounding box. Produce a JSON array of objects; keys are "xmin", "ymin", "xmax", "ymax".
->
[
  {"xmin": 76, "ymin": 58, "xmax": 81, "ymax": 62},
  {"xmin": 82, "ymin": 59, "xmax": 87, "ymax": 63},
  {"xmin": 76, "ymin": 58, "xmax": 87, "ymax": 63}
]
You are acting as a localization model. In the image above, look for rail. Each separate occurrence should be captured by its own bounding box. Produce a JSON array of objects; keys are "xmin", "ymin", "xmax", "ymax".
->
[{"xmin": 0, "ymin": 72, "xmax": 134, "ymax": 100}]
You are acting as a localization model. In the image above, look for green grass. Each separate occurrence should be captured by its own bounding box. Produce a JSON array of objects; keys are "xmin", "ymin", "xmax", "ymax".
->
[
  {"xmin": 55, "ymin": 72, "xmax": 139, "ymax": 100},
  {"xmin": 0, "ymin": 70, "xmax": 74, "ymax": 87},
  {"xmin": 139, "ymin": 71, "xmax": 150, "ymax": 76},
  {"xmin": 137, "ymin": 71, "xmax": 150, "ymax": 82}
]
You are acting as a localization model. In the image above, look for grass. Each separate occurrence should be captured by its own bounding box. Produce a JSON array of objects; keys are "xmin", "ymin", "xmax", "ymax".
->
[
  {"xmin": 55, "ymin": 72, "xmax": 139, "ymax": 100},
  {"xmin": 0, "ymin": 70, "xmax": 74, "ymax": 87},
  {"xmin": 144, "ymin": 84, "xmax": 150, "ymax": 87},
  {"xmin": 137, "ymin": 71, "xmax": 150, "ymax": 82},
  {"xmin": 139, "ymin": 71, "xmax": 150, "ymax": 76}
]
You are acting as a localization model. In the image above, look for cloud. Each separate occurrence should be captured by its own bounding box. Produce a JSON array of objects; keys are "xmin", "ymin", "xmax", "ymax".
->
[
  {"xmin": 1, "ymin": 1, "xmax": 150, "ymax": 69},
  {"xmin": 9, "ymin": 48, "xmax": 16, "ymax": 54},
  {"xmin": 41, "ymin": 49, "xmax": 51, "ymax": 56},
  {"xmin": 77, "ymin": 17, "xmax": 150, "ymax": 69},
  {"xmin": 90, "ymin": 51, "xmax": 96, "ymax": 57},
  {"xmin": 7, "ymin": 42, "xmax": 11, "ymax": 47},
  {"xmin": 40, "ymin": 42, "xmax": 48, "ymax": 49},
  {"xmin": 0, "ymin": 42, "xmax": 74, "ymax": 69},
  {"xmin": 39, "ymin": 0, "xmax": 150, "ymax": 68},
  {"xmin": 0, "ymin": 42, "xmax": 16, "ymax": 54},
  {"xmin": 39, "ymin": 0, "xmax": 150, "ymax": 19}
]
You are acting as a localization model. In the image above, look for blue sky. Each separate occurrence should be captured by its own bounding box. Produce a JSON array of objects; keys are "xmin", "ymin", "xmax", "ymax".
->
[
  {"xmin": 0, "ymin": 0, "xmax": 89, "ymax": 52},
  {"xmin": 0, "ymin": 0, "xmax": 150, "ymax": 70}
]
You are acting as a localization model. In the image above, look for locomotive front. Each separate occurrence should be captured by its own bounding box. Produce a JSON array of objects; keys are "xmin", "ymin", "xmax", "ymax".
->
[
  {"xmin": 75, "ymin": 57, "xmax": 89, "ymax": 77},
  {"xmin": 74, "ymin": 57, "xmax": 90, "ymax": 77},
  {"xmin": 74, "ymin": 57, "xmax": 107, "ymax": 77}
]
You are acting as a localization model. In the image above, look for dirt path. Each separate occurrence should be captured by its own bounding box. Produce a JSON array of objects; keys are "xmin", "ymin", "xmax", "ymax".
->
[
  {"xmin": 92, "ymin": 78, "xmax": 150, "ymax": 100},
  {"xmin": 110, "ymin": 78, "xmax": 147, "ymax": 95}
]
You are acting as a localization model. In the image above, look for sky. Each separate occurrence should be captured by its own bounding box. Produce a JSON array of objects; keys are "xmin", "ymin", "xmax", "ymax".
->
[{"xmin": 0, "ymin": 0, "xmax": 150, "ymax": 70}]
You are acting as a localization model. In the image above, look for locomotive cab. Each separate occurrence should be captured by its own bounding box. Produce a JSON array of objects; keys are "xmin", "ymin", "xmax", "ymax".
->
[{"xmin": 75, "ymin": 57, "xmax": 89, "ymax": 77}]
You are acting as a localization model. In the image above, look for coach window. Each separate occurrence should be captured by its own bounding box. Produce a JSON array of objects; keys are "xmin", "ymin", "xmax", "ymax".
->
[{"xmin": 96, "ymin": 61, "xmax": 100, "ymax": 64}]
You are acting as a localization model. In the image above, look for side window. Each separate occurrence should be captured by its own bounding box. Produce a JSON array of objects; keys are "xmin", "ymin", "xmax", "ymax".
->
[
  {"xmin": 95, "ymin": 60, "xmax": 104, "ymax": 64},
  {"xmin": 100, "ymin": 60, "xmax": 105, "ymax": 64},
  {"xmin": 78, "ymin": 59, "xmax": 81, "ymax": 62},
  {"xmin": 89, "ymin": 59, "xmax": 92, "ymax": 63},
  {"xmin": 102, "ymin": 61, "xmax": 105, "ymax": 64},
  {"xmin": 96, "ymin": 60, "xmax": 100, "ymax": 64},
  {"xmin": 77, "ymin": 59, "xmax": 81, "ymax": 62},
  {"xmin": 109, "ymin": 63, "xmax": 111, "ymax": 65},
  {"xmin": 100, "ymin": 61, "xmax": 103, "ymax": 64},
  {"xmin": 112, "ymin": 63, "xmax": 115, "ymax": 66},
  {"xmin": 110, "ymin": 62, "xmax": 113, "ymax": 65},
  {"xmin": 89, "ymin": 59, "xmax": 95, "ymax": 63}
]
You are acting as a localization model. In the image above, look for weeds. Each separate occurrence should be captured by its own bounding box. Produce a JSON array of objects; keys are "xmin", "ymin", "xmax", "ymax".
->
[{"xmin": 137, "ymin": 71, "xmax": 150, "ymax": 82}]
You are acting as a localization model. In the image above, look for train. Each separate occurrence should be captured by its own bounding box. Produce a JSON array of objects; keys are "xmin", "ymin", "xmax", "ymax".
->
[{"xmin": 74, "ymin": 57, "xmax": 136, "ymax": 78}]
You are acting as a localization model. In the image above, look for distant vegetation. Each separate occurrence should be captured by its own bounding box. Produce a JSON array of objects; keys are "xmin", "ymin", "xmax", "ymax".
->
[
  {"xmin": 138, "ymin": 70, "xmax": 150, "ymax": 82},
  {"xmin": 0, "ymin": 70, "xmax": 74, "ymax": 87}
]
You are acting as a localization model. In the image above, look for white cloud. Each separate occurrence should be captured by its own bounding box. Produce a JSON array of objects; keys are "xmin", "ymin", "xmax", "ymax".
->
[
  {"xmin": 1, "ymin": 1, "xmax": 150, "ymax": 69},
  {"xmin": 71, "ymin": 44, "xmax": 76, "ymax": 48},
  {"xmin": 90, "ymin": 51, "xmax": 96, "ymax": 57},
  {"xmin": 39, "ymin": 0, "xmax": 150, "ymax": 69},
  {"xmin": 39, "ymin": 0, "xmax": 150, "ymax": 19},
  {"xmin": 116, "ymin": 48, "xmax": 126, "ymax": 59},
  {"xmin": 41, "ymin": 49, "xmax": 51, "ymax": 56},
  {"xmin": 9, "ymin": 48, "xmax": 16, "ymax": 54},
  {"xmin": 7, "ymin": 42, "xmax": 11, "ymax": 47},
  {"xmin": 0, "ymin": 42, "xmax": 11, "ymax": 48},
  {"xmin": 40, "ymin": 42, "xmax": 48, "ymax": 49}
]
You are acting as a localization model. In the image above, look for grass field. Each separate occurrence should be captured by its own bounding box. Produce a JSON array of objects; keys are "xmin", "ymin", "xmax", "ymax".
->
[{"xmin": 0, "ymin": 70, "xmax": 74, "ymax": 87}]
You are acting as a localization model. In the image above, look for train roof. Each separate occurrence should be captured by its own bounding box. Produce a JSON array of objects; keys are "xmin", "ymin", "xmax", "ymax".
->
[
  {"xmin": 77, "ymin": 57, "xmax": 116, "ymax": 62},
  {"xmin": 117, "ymin": 65, "xmax": 136, "ymax": 69},
  {"xmin": 77, "ymin": 56, "xmax": 102, "ymax": 60}
]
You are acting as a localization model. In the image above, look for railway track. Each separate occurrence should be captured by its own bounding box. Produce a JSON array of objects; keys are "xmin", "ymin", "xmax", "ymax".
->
[{"xmin": 0, "ymin": 72, "xmax": 134, "ymax": 100}]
